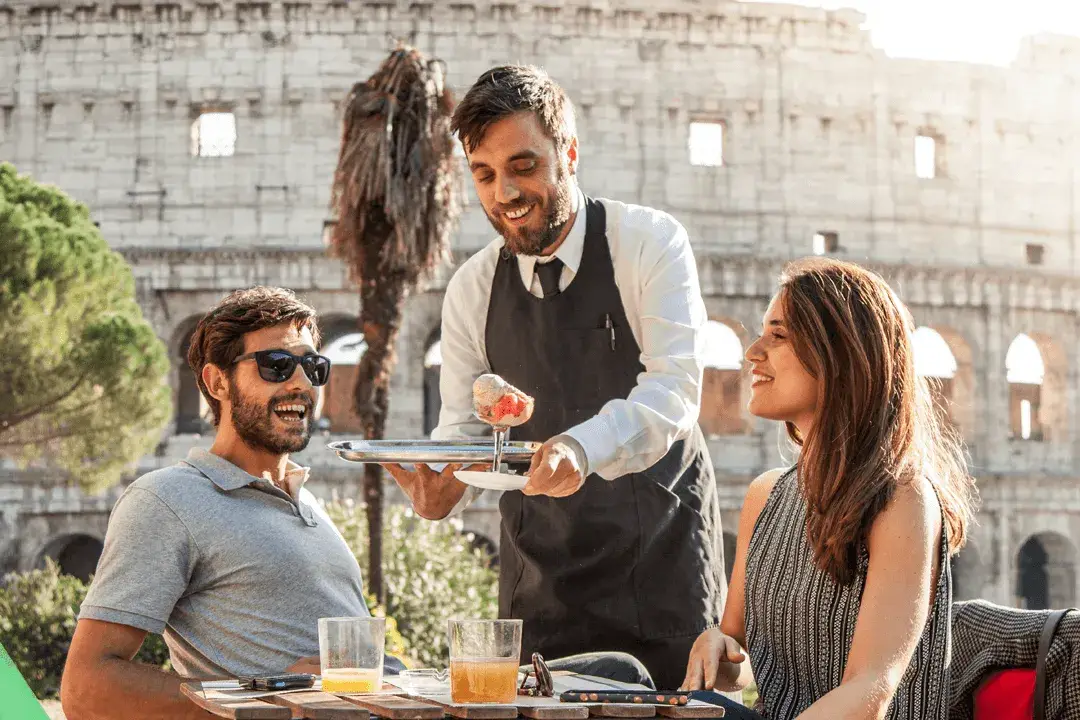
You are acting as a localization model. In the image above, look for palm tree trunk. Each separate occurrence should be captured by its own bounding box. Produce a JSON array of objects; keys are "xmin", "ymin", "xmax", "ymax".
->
[
  {"xmin": 328, "ymin": 44, "xmax": 462, "ymax": 603},
  {"xmin": 354, "ymin": 255, "xmax": 408, "ymax": 604}
]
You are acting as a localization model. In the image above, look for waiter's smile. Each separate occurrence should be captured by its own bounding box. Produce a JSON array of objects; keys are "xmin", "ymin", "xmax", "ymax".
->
[{"xmin": 504, "ymin": 203, "xmax": 536, "ymax": 224}]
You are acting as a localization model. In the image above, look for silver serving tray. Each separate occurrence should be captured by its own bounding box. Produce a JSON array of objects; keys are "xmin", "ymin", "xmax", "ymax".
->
[{"xmin": 328, "ymin": 439, "xmax": 541, "ymax": 465}]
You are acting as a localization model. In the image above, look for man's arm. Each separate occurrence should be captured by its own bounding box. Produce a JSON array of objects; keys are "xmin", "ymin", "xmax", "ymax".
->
[
  {"xmin": 564, "ymin": 209, "xmax": 707, "ymax": 480},
  {"xmin": 62, "ymin": 485, "xmax": 204, "ymax": 719},
  {"xmin": 431, "ymin": 257, "xmax": 494, "ymax": 443},
  {"xmin": 798, "ymin": 480, "xmax": 944, "ymax": 720},
  {"xmin": 61, "ymin": 619, "xmax": 217, "ymax": 720}
]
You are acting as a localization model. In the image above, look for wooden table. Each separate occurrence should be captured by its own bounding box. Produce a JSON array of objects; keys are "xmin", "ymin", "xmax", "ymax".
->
[{"xmin": 179, "ymin": 676, "xmax": 726, "ymax": 720}]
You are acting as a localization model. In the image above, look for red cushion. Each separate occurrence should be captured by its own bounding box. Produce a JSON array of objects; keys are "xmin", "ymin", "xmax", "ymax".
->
[{"xmin": 974, "ymin": 668, "xmax": 1036, "ymax": 720}]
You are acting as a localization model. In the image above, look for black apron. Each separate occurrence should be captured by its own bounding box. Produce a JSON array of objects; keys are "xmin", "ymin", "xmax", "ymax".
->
[{"xmin": 484, "ymin": 197, "xmax": 726, "ymax": 690}]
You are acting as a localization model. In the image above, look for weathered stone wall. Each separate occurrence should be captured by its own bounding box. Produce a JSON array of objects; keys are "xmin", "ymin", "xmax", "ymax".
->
[{"xmin": 2, "ymin": 0, "xmax": 1079, "ymax": 607}]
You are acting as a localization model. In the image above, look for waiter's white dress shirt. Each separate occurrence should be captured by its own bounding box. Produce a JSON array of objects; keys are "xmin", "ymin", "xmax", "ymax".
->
[{"xmin": 433, "ymin": 187, "xmax": 708, "ymax": 510}]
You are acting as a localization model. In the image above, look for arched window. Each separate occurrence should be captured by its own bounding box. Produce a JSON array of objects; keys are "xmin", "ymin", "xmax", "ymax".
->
[
  {"xmin": 322, "ymin": 330, "xmax": 366, "ymax": 433},
  {"xmin": 423, "ymin": 331, "xmax": 442, "ymax": 436},
  {"xmin": 699, "ymin": 321, "xmax": 747, "ymax": 436},
  {"xmin": 175, "ymin": 318, "xmax": 210, "ymax": 434},
  {"xmin": 1017, "ymin": 532, "xmax": 1076, "ymax": 609},
  {"xmin": 324, "ymin": 332, "xmax": 367, "ymax": 364},
  {"xmin": 913, "ymin": 326, "xmax": 959, "ymax": 423},
  {"xmin": 1007, "ymin": 334, "xmax": 1045, "ymax": 441},
  {"xmin": 702, "ymin": 321, "xmax": 743, "ymax": 370},
  {"xmin": 913, "ymin": 327, "xmax": 958, "ymax": 379},
  {"xmin": 38, "ymin": 534, "xmax": 104, "ymax": 583}
]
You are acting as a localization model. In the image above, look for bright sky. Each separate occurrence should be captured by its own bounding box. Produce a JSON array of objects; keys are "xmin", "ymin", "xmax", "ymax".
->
[{"xmin": 741, "ymin": 0, "xmax": 1080, "ymax": 65}]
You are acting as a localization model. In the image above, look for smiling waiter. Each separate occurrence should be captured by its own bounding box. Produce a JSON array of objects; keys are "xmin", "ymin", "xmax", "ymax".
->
[{"xmin": 384, "ymin": 65, "xmax": 726, "ymax": 690}]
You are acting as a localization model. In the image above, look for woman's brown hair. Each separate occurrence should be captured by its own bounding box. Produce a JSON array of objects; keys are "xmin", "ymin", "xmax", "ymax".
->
[{"xmin": 778, "ymin": 258, "xmax": 977, "ymax": 585}]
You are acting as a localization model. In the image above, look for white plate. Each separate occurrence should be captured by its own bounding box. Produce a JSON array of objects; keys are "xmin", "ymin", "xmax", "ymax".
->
[{"xmin": 454, "ymin": 470, "xmax": 528, "ymax": 491}]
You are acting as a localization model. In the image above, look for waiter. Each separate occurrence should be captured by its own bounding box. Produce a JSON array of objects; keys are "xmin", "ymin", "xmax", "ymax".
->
[{"xmin": 384, "ymin": 65, "xmax": 725, "ymax": 691}]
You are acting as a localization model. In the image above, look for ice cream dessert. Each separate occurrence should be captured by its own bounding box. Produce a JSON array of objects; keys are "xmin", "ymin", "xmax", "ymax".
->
[{"xmin": 473, "ymin": 374, "xmax": 534, "ymax": 427}]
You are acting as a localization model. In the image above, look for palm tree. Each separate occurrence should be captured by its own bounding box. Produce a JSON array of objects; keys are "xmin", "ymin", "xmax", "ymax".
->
[{"xmin": 327, "ymin": 44, "xmax": 462, "ymax": 602}]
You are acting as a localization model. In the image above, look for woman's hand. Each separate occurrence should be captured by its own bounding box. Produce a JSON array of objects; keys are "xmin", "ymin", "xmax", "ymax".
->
[{"xmin": 680, "ymin": 627, "xmax": 747, "ymax": 691}]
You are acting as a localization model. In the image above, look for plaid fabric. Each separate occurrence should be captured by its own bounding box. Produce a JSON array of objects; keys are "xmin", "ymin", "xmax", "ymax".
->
[{"xmin": 949, "ymin": 600, "xmax": 1080, "ymax": 720}]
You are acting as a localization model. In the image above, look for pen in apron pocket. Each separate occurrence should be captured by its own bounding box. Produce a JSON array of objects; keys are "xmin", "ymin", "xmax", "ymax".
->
[{"xmin": 604, "ymin": 313, "xmax": 615, "ymax": 351}]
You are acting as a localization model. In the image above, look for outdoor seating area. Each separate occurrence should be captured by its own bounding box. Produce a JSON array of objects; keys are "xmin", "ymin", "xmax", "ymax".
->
[{"xmin": 5, "ymin": 1, "xmax": 1080, "ymax": 719}]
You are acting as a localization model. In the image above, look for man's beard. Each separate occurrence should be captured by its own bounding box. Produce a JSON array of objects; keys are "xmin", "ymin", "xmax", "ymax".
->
[
  {"xmin": 229, "ymin": 383, "xmax": 313, "ymax": 455},
  {"xmin": 485, "ymin": 169, "xmax": 574, "ymax": 256}
]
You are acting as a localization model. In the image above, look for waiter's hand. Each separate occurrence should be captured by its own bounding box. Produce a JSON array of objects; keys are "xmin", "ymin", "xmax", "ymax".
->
[
  {"xmin": 382, "ymin": 463, "xmax": 485, "ymax": 520},
  {"xmin": 679, "ymin": 627, "xmax": 746, "ymax": 691},
  {"xmin": 523, "ymin": 436, "xmax": 587, "ymax": 497}
]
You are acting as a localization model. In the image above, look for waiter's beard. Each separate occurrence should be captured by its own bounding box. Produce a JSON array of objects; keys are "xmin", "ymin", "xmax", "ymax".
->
[{"xmin": 486, "ymin": 172, "xmax": 575, "ymax": 256}]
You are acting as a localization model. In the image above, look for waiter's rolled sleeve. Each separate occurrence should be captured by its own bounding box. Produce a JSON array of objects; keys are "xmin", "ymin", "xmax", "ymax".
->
[
  {"xmin": 565, "ymin": 214, "xmax": 706, "ymax": 480},
  {"xmin": 432, "ymin": 254, "xmax": 494, "ymax": 443},
  {"xmin": 431, "ymin": 255, "xmax": 496, "ymax": 516},
  {"xmin": 78, "ymin": 487, "xmax": 197, "ymax": 634}
]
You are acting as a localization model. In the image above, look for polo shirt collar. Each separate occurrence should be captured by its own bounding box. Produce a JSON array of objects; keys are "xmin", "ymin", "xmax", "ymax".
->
[{"xmin": 185, "ymin": 448, "xmax": 311, "ymax": 495}]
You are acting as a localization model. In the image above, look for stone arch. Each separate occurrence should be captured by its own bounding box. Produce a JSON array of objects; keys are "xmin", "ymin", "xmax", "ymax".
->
[
  {"xmin": 952, "ymin": 543, "xmax": 987, "ymax": 601},
  {"xmin": 1005, "ymin": 333, "xmax": 1065, "ymax": 442},
  {"xmin": 699, "ymin": 318, "xmax": 750, "ymax": 437},
  {"xmin": 1016, "ymin": 532, "xmax": 1077, "ymax": 609},
  {"xmin": 319, "ymin": 314, "xmax": 360, "ymax": 348},
  {"xmin": 422, "ymin": 327, "xmax": 442, "ymax": 437},
  {"xmin": 912, "ymin": 326, "xmax": 975, "ymax": 436},
  {"xmin": 172, "ymin": 314, "xmax": 209, "ymax": 434},
  {"xmin": 320, "ymin": 315, "xmax": 364, "ymax": 434},
  {"xmin": 38, "ymin": 533, "xmax": 104, "ymax": 583},
  {"xmin": 722, "ymin": 531, "xmax": 737, "ymax": 583}
]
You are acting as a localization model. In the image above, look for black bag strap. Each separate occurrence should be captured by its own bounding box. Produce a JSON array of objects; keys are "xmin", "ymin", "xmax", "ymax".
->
[{"xmin": 1034, "ymin": 608, "xmax": 1075, "ymax": 720}]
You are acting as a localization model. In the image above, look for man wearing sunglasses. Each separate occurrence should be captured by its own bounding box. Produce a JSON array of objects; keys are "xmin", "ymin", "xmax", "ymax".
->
[{"xmin": 61, "ymin": 287, "xmax": 408, "ymax": 719}]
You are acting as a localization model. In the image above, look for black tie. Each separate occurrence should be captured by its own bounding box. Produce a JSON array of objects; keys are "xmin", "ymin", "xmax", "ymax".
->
[{"xmin": 536, "ymin": 258, "xmax": 564, "ymax": 298}]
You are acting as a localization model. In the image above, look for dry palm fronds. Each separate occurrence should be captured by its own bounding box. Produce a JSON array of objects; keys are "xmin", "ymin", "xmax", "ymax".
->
[{"xmin": 329, "ymin": 43, "xmax": 462, "ymax": 286}]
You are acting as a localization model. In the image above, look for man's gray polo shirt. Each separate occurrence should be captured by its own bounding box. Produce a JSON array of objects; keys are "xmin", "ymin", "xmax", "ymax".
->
[{"xmin": 80, "ymin": 448, "xmax": 398, "ymax": 678}]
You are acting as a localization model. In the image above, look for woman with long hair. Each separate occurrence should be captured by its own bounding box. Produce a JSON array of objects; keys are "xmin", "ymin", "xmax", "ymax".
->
[{"xmin": 681, "ymin": 258, "xmax": 977, "ymax": 719}]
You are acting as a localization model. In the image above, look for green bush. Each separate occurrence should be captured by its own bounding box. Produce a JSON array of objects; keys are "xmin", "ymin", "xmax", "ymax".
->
[
  {"xmin": 0, "ymin": 560, "xmax": 169, "ymax": 699},
  {"xmin": 326, "ymin": 499, "xmax": 499, "ymax": 668}
]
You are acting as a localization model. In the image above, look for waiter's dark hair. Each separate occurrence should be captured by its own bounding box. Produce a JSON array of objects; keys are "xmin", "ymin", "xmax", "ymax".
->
[
  {"xmin": 451, "ymin": 65, "xmax": 576, "ymax": 154},
  {"xmin": 187, "ymin": 286, "xmax": 321, "ymax": 426}
]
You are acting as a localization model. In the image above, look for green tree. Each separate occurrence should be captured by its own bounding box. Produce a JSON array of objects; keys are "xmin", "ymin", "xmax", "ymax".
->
[
  {"xmin": 327, "ymin": 44, "xmax": 463, "ymax": 601},
  {"xmin": 0, "ymin": 163, "xmax": 171, "ymax": 493}
]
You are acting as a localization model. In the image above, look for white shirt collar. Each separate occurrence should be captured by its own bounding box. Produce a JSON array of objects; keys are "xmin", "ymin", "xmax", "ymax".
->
[
  {"xmin": 517, "ymin": 187, "xmax": 586, "ymax": 288},
  {"xmin": 261, "ymin": 459, "xmax": 310, "ymax": 500}
]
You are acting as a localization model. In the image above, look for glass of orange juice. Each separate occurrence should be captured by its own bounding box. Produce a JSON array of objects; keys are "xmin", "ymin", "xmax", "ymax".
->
[
  {"xmin": 448, "ymin": 619, "xmax": 522, "ymax": 704},
  {"xmin": 318, "ymin": 617, "xmax": 385, "ymax": 694}
]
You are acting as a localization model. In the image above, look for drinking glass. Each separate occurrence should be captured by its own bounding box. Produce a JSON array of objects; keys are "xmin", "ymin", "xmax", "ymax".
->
[
  {"xmin": 319, "ymin": 617, "xmax": 385, "ymax": 693},
  {"xmin": 448, "ymin": 619, "xmax": 522, "ymax": 704}
]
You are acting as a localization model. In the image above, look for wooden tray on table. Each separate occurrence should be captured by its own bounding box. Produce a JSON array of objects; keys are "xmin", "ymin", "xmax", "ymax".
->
[{"xmin": 178, "ymin": 676, "xmax": 725, "ymax": 720}]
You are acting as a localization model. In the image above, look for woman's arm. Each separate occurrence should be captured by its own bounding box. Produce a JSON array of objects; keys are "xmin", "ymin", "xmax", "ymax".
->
[
  {"xmin": 681, "ymin": 468, "xmax": 784, "ymax": 692},
  {"xmin": 797, "ymin": 479, "xmax": 943, "ymax": 720}
]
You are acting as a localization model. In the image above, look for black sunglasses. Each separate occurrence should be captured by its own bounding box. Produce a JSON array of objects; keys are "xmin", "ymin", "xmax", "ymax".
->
[{"xmin": 233, "ymin": 350, "xmax": 332, "ymax": 386}]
